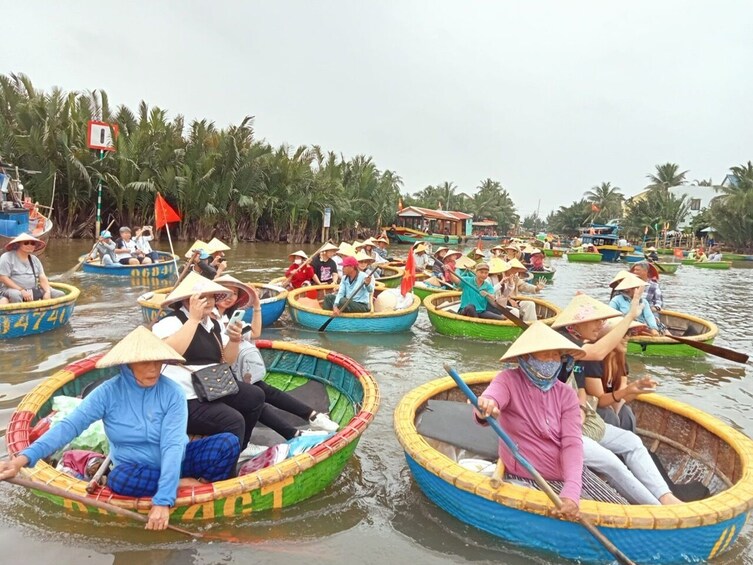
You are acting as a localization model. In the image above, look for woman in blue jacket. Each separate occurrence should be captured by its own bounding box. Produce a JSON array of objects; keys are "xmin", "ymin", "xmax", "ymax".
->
[
  {"xmin": 609, "ymin": 273, "xmax": 660, "ymax": 335},
  {"xmin": 0, "ymin": 326, "xmax": 239, "ymax": 531}
]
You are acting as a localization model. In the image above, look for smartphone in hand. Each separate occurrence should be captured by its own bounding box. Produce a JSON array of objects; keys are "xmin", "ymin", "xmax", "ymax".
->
[{"xmin": 228, "ymin": 309, "xmax": 245, "ymax": 326}]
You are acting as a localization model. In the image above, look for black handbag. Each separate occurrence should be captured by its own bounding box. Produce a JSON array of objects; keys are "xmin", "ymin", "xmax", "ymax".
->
[
  {"xmin": 190, "ymin": 334, "xmax": 238, "ymax": 402},
  {"xmin": 27, "ymin": 257, "xmax": 46, "ymax": 300}
]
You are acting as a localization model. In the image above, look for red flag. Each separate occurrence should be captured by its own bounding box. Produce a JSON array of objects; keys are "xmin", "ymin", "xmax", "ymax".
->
[
  {"xmin": 476, "ymin": 239, "xmax": 483, "ymax": 251},
  {"xmin": 398, "ymin": 197, "xmax": 404, "ymax": 212},
  {"xmin": 401, "ymin": 247, "xmax": 416, "ymax": 296},
  {"xmin": 155, "ymin": 193, "xmax": 181, "ymax": 229},
  {"xmin": 590, "ymin": 203, "xmax": 600, "ymax": 212}
]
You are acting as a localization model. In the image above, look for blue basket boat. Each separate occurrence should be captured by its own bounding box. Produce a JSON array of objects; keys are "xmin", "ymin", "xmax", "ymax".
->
[
  {"xmin": 395, "ymin": 371, "xmax": 753, "ymax": 564},
  {"xmin": 137, "ymin": 283, "xmax": 288, "ymax": 327},
  {"xmin": 287, "ymin": 284, "xmax": 420, "ymax": 333},
  {"xmin": 0, "ymin": 283, "xmax": 80, "ymax": 338},
  {"xmin": 80, "ymin": 251, "xmax": 178, "ymax": 280}
]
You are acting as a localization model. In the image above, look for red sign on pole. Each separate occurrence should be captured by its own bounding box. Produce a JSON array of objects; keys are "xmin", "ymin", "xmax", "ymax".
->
[{"xmin": 87, "ymin": 120, "xmax": 119, "ymax": 152}]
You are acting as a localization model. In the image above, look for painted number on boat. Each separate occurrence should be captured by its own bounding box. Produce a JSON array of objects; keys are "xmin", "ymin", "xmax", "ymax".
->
[
  {"xmin": 129, "ymin": 265, "xmax": 172, "ymax": 279},
  {"xmin": 0, "ymin": 308, "xmax": 68, "ymax": 336}
]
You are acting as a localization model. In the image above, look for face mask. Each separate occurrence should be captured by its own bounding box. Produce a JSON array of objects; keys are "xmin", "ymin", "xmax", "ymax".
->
[
  {"xmin": 293, "ymin": 258, "xmax": 303, "ymax": 265},
  {"xmin": 518, "ymin": 354, "xmax": 562, "ymax": 391}
]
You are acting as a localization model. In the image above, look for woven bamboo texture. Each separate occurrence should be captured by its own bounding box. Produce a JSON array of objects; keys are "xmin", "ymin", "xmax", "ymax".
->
[
  {"xmin": 80, "ymin": 252, "xmax": 178, "ymax": 279},
  {"xmin": 627, "ymin": 310, "xmax": 719, "ymax": 357},
  {"xmin": 395, "ymin": 371, "xmax": 753, "ymax": 563},
  {"xmin": 287, "ymin": 284, "xmax": 420, "ymax": 333},
  {"xmin": 424, "ymin": 291, "xmax": 560, "ymax": 341},
  {"xmin": 6, "ymin": 340, "xmax": 379, "ymax": 520},
  {"xmin": 0, "ymin": 283, "xmax": 79, "ymax": 338}
]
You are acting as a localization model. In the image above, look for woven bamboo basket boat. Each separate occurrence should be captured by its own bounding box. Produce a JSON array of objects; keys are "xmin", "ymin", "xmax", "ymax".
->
[
  {"xmin": 137, "ymin": 283, "xmax": 288, "ymax": 327},
  {"xmin": 653, "ymin": 262, "xmax": 679, "ymax": 274},
  {"xmin": 692, "ymin": 261, "xmax": 732, "ymax": 270},
  {"xmin": 80, "ymin": 251, "xmax": 179, "ymax": 280},
  {"xmin": 424, "ymin": 291, "xmax": 560, "ymax": 341},
  {"xmin": 413, "ymin": 282, "xmax": 452, "ymax": 302},
  {"xmin": 565, "ymin": 251, "xmax": 602, "ymax": 263},
  {"xmin": 287, "ymin": 284, "xmax": 420, "ymax": 333},
  {"xmin": 395, "ymin": 371, "xmax": 753, "ymax": 564},
  {"xmin": 376, "ymin": 265, "xmax": 404, "ymax": 288},
  {"xmin": 721, "ymin": 253, "xmax": 747, "ymax": 262},
  {"xmin": 0, "ymin": 283, "xmax": 80, "ymax": 338},
  {"xmin": 6, "ymin": 339, "xmax": 379, "ymax": 520},
  {"xmin": 543, "ymin": 248, "xmax": 564, "ymax": 257},
  {"xmin": 627, "ymin": 310, "xmax": 719, "ymax": 357},
  {"xmin": 529, "ymin": 269, "xmax": 555, "ymax": 284}
]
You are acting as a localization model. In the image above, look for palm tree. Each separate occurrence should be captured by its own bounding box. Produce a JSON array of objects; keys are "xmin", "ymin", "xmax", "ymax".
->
[
  {"xmin": 708, "ymin": 162, "xmax": 753, "ymax": 251},
  {"xmin": 583, "ymin": 181, "xmax": 624, "ymax": 222},
  {"xmin": 646, "ymin": 163, "xmax": 688, "ymax": 191}
]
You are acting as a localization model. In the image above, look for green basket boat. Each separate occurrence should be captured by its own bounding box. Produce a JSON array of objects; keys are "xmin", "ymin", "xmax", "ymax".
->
[
  {"xmin": 377, "ymin": 265, "xmax": 404, "ymax": 288},
  {"xmin": 5, "ymin": 340, "xmax": 379, "ymax": 521},
  {"xmin": 424, "ymin": 291, "xmax": 560, "ymax": 341},
  {"xmin": 693, "ymin": 261, "xmax": 732, "ymax": 270},
  {"xmin": 653, "ymin": 262, "xmax": 679, "ymax": 275},
  {"xmin": 530, "ymin": 269, "xmax": 555, "ymax": 284},
  {"xmin": 627, "ymin": 310, "xmax": 719, "ymax": 357},
  {"xmin": 722, "ymin": 253, "xmax": 747, "ymax": 262},
  {"xmin": 565, "ymin": 251, "xmax": 602, "ymax": 263},
  {"xmin": 543, "ymin": 248, "xmax": 564, "ymax": 258}
]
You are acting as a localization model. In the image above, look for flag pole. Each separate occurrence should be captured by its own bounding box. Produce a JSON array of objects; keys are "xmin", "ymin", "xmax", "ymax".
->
[{"xmin": 165, "ymin": 222, "xmax": 179, "ymax": 281}]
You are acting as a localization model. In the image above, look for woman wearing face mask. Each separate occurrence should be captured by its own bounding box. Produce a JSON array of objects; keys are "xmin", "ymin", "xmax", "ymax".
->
[
  {"xmin": 474, "ymin": 322, "xmax": 585, "ymax": 522},
  {"xmin": 284, "ymin": 250, "xmax": 314, "ymax": 289}
]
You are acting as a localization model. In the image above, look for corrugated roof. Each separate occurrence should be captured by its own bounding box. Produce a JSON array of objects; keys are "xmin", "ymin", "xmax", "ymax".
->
[{"xmin": 398, "ymin": 206, "xmax": 472, "ymax": 220}]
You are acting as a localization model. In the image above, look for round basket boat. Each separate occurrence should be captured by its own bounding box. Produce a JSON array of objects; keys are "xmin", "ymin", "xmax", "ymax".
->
[
  {"xmin": 529, "ymin": 269, "xmax": 555, "ymax": 284},
  {"xmin": 543, "ymin": 248, "xmax": 564, "ymax": 258},
  {"xmin": 565, "ymin": 251, "xmax": 602, "ymax": 263},
  {"xmin": 376, "ymin": 265, "xmax": 404, "ymax": 288},
  {"xmin": 653, "ymin": 262, "xmax": 679, "ymax": 275},
  {"xmin": 80, "ymin": 251, "xmax": 179, "ymax": 280},
  {"xmin": 6, "ymin": 339, "xmax": 379, "ymax": 520},
  {"xmin": 693, "ymin": 261, "xmax": 732, "ymax": 270},
  {"xmin": 137, "ymin": 283, "xmax": 287, "ymax": 327},
  {"xmin": 413, "ymin": 281, "xmax": 452, "ymax": 302},
  {"xmin": 424, "ymin": 291, "xmax": 560, "ymax": 341},
  {"xmin": 627, "ymin": 310, "xmax": 719, "ymax": 357},
  {"xmin": 394, "ymin": 371, "xmax": 753, "ymax": 564},
  {"xmin": 287, "ymin": 284, "xmax": 420, "ymax": 333},
  {"xmin": 0, "ymin": 283, "xmax": 80, "ymax": 338}
]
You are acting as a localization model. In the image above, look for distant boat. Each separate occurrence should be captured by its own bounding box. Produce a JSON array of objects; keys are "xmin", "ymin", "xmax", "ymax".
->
[
  {"xmin": 0, "ymin": 168, "xmax": 53, "ymax": 254},
  {"xmin": 577, "ymin": 223, "xmax": 633, "ymax": 262}
]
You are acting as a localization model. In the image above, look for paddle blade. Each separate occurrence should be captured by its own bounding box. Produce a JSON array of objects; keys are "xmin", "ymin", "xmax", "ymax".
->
[{"xmin": 318, "ymin": 316, "xmax": 335, "ymax": 332}]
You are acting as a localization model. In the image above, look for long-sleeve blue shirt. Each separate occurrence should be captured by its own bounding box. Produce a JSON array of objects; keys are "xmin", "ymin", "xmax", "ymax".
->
[
  {"xmin": 22, "ymin": 365, "xmax": 189, "ymax": 506},
  {"xmin": 334, "ymin": 270, "xmax": 375, "ymax": 306},
  {"xmin": 609, "ymin": 293, "xmax": 659, "ymax": 331}
]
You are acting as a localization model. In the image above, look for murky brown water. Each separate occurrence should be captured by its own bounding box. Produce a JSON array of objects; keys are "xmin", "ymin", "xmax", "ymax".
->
[{"xmin": 1, "ymin": 241, "xmax": 752, "ymax": 564}]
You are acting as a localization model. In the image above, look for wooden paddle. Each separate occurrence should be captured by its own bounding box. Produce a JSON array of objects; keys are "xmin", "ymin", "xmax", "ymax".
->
[
  {"xmin": 641, "ymin": 329, "xmax": 750, "ymax": 364},
  {"xmin": 6, "ymin": 476, "xmax": 201, "ymax": 538},
  {"xmin": 280, "ymin": 242, "xmax": 332, "ymax": 287},
  {"xmin": 54, "ymin": 219, "xmax": 116, "ymax": 280},
  {"xmin": 318, "ymin": 265, "xmax": 379, "ymax": 332},
  {"xmin": 443, "ymin": 364, "xmax": 636, "ymax": 565}
]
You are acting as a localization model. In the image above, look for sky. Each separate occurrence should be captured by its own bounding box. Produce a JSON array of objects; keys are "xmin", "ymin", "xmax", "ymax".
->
[{"xmin": 3, "ymin": 1, "xmax": 752, "ymax": 219}]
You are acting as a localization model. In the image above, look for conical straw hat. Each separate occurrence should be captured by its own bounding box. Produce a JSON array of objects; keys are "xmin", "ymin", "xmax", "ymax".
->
[
  {"xmin": 551, "ymin": 294, "xmax": 622, "ymax": 328},
  {"xmin": 352, "ymin": 240, "xmax": 364, "ymax": 249},
  {"xmin": 455, "ymin": 255, "xmax": 477, "ymax": 270},
  {"xmin": 319, "ymin": 242, "xmax": 339, "ymax": 253},
  {"xmin": 598, "ymin": 316, "xmax": 646, "ymax": 338},
  {"xmin": 375, "ymin": 236, "xmax": 389, "ymax": 244},
  {"xmin": 362, "ymin": 237, "xmax": 377, "ymax": 247},
  {"xmin": 615, "ymin": 272, "xmax": 647, "ymax": 291},
  {"xmin": 507, "ymin": 258, "xmax": 527, "ymax": 271},
  {"xmin": 414, "ymin": 243, "xmax": 428, "ymax": 253},
  {"xmin": 288, "ymin": 250, "xmax": 308, "ymax": 260},
  {"xmin": 609, "ymin": 270, "xmax": 631, "ymax": 288},
  {"xmin": 488, "ymin": 257, "xmax": 511, "ymax": 275},
  {"xmin": 504, "ymin": 243, "xmax": 520, "ymax": 251},
  {"xmin": 206, "ymin": 238, "xmax": 231, "ymax": 253},
  {"xmin": 500, "ymin": 321, "xmax": 584, "ymax": 361},
  {"xmin": 356, "ymin": 250, "xmax": 375, "ymax": 263},
  {"xmin": 96, "ymin": 326, "xmax": 185, "ymax": 368},
  {"xmin": 337, "ymin": 242, "xmax": 357, "ymax": 257},
  {"xmin": 213, "ymin": 274, "xmax": 253, "ymax": 310},
  {"xmin": 4, "ymin": 233, "xmax": 46, "ymax": 252},
  {"xmin": 444, "ymin": 249, "xmax": 463, "ymax": 260},
  {"xmin": 433, "ymin": 246, "xmax": 449, "ymax": 256},
  {"xmin": 184, "ymin": 239, "xmax": 208, "ymax": 258},
  {"xmin": 470, "ymin": 248, "xmax": 485, "ymax": 257},
  {"xmin": 160, "ymin": 271, "xmax": 230, "ymax": 309}
]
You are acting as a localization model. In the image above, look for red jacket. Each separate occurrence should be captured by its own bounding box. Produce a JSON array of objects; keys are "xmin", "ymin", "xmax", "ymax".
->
[{"xmin": 285, "ymin": 263, "xmax": 314, "ymax": 289}]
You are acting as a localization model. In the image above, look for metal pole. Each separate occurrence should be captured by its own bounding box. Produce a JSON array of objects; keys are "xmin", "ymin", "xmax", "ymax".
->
[{"xmin": 95, "ymin": 149, "xmax": 104, "ymax": 238}]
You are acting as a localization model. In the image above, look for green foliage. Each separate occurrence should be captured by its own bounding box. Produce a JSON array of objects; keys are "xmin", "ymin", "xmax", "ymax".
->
[
  {"xmin": 545, "ymin": 199, "xmax": 591, "ymax": 236},
  {"xmin": 622, "ymin": 189, "xmax": 690, "ymax": 239},
  {"xmin": 583, "ymin": 181, "xmax": 624, "ymax": 223},
  {"xmin": 646, "ymin": 162, "xmax": 688, "ymax": 191},
  {"xmin": 708, "ymin": 162, "xmax": 753, "ymax": 250}
]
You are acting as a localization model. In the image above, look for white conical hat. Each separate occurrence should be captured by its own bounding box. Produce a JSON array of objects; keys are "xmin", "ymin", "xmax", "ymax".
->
[
  {"xmin": 213, "ymin": 274, "xmax": 253, "ymax": 309},
  {"xmin": 507, "ymin": 258, "xmax": 527, "ymax": 271},
  {"xmin": 488, "ymin": 257, "xmax": 511, "ymax": 275},
  {"xmin": 184, "ymin": 240, "xmax": 208, "ymax": 258},
  {"xmin": 551, "ymin": 294, "xmax": 622, "ymax": 328},
  {"xmin": 455, "ymin": 255, "xmax": 477, "ymax": 270},
  {"xmin": 288, "ymin": 250, "xmax": 308, "ymax": 260},
  {"xmin": 160, "ymin": 271, "xmax": 230, "ymax": 309},
  {"xmin": 500, "ymin": 321, "xmax": 584, "ymax": 361},
  {"xmin": 609, "ymin": 270, "xmax": 631, "ymax": 288},
  {"xmin": 4, "ymin": 233, "xmax": 46, "ymax": 252},
  {"xmin": 206, "ymin": 238, "xmax": 231, "ymax": 253},
  {"xmin": 615, "ymin": 273, "xmax": 647, "ymax": 291},
  {"xmin": 337, "ymin": 242, "xmax": 357, "ymax": 257},
  {"xmin": 356, "ymin": 250, "xmax": 375, "ymax": 263},
  {"xmin": 319, "ymin": 242, "xmax": 340, "ymax": 253},
  {"xmin": 96, "ymin": 326, "xmax": 185, "ymax": 368}
]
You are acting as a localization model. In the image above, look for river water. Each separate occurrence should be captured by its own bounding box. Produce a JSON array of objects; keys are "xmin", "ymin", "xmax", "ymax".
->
[{"xmin": 1, "ymin": 241, "xmax": 752, "ymax": 565}]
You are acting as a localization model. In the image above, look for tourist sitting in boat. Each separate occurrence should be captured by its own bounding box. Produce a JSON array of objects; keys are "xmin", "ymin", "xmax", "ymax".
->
[
  {"xmin": 466, "ymin": 248, "xmax": 485, "ymax": 263},
  {"xmin": 0, "ymin": 326, "xmax": 241, "ymax": 531},
  {"xmin": 374, "ymin": 236, "xmax": 391, "ymax": 261},
  {"xmin": 529, "ymin": 248, "xmax": 545, "ymax": 271},
  {"xmin": 609, "ymin": 273, "xmax": 660, "ymax": 335},
  {"xmin": 508, "ymin": 258, "xmax": 545, "ymax": 295},
  {"xmin": 0, "ymin": 234, "xmax": 64, "ymax": 304},
  {"xmin": 645, "ymin": 246, "xmax": 659, "ymax": 263},
  {"xmin": 214, "ymin": 275, "xmax": 338, "ymax": 440},
  {"xmin": 311, "ymin": 243, "xmax": 340, "ymax": 286},
  {"xmin": 552, "ymin": 294, "xmax": 681, "ymax": 505},
  {"xmin": 356, "ymin": 250, "xmax": 380, "ymax": 277},
  {"xmin": 489, "ymin": 244, "xmax": 505, "ymax": 258},
  {"xmin": 474, "ymin": 322, "xmax": 584, "ymax": 520},
  {"xmin": 362, "ymin": 238, "xmax": 388, "ymax": 266},
  {"xmin": 486, "ymin": 258, "xmax": 534, "ymax": 322},
  {"xmin": 115, "ymin": 226, "xmax": 153, "ymax": 265},
  {"xmin": 322, "ymin": 256, "xmax": 374, "ymax": 314},
  {"xmin": 93, "ymin": 229, "xmax": 118, "ymax": 266},
  {"xmin": 629, "ymin": 262, "xmax": 663, "ymax": 312},
  {"xmin": 694, "ymin": 247, "xmax": 707, "ymax": 262},
  {"xmin": 446, "ymin": 262, "xmax": 503, "ymax": 320},
  {"xmin": 431, "ymin": 246, "xmax": 449, "ymax": 277},
  {"xmin": 334, "ymin": 242, "xmax": 356, "ymax": 276},
  {"xmin": 284, "ymin": 250, "xmax": 314, "ymax": 289},
  {"xmin": 707, "ymin": 246, "xmax": 723, "ymax": 262},
  {"xmin": 133, "ymin": 225, "xmax": 161, "ymax": 263},
  {"xmin": 503, "ymin": 243, "xmax": 520, "ymax": 261},
  {"xmin": 192, "ymin": 248, "xmax": 226, "ymax": 280},
  {"xmin": 413, "ymin": 243, "xmax": 431, "ymax": 271},
  {"xmin": 152, "ymin": 272, "xmax": 265, "ymax": 455}
]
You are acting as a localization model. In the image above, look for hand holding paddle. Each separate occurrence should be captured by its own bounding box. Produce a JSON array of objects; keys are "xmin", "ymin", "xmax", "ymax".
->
[
  {"xmin": 54, "ymin": 219, "xmax": 116, "ymax": 280},
  {"xmin": 319, "ymin": 265, "xmax": 379, "ymax": 332},
  {"xmin": 443, "ymin": 364, "xmax": 636, "ymax": 565}
]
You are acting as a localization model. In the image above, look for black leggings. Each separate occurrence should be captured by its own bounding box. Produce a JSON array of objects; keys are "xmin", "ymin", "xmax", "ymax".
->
[
  {"xmin": 187, "ymin": 382, "xmax": 265, "ymax": 450},
  {"xmin": 256, "ymin": 381, "xmax": 315, "ymax": 440},
  {"xmin": 461, "ymin": 304, "xmax": 503, "ymax": 320}
]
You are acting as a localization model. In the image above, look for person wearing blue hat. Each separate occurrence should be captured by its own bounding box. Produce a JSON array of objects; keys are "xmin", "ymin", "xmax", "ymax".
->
[{"xmin": 93, "ymin": 229, "xmax": 118, "ymax": 266}]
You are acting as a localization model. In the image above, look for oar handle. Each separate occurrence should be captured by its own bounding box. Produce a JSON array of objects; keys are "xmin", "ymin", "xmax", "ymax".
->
[{"xmin": 452, "ymin": 275, "xmax": 528, "ymax": 330}]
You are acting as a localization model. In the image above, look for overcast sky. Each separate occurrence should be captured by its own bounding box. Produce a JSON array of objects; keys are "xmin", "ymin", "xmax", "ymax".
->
[{"xmin": 3, "ymin": 1, "xmax": 752, "ymax": 218}]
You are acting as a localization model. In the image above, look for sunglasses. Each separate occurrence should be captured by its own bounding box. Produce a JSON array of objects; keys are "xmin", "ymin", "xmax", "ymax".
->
[{"xmin": 20, "ymin": 242, "xmax": 37, "ymax": 247}]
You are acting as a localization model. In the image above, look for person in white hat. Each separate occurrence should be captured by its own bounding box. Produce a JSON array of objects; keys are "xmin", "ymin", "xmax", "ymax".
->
[
  {"xmin": 0, "ymin": 234, "xmax": 64, "ymax": 304},
  {"xmin": 446, "ymin": 262, "xmax": 503, "ymax": 320},
  {"xmin": 284, "ymin": 250, "xmax": 314, "ymax": 289},
  {"xmin": 115, "ymin": 226, "xmax": 152, "ymax": 265},
  {"xmin": 474, "ymin": 322, "xmax": 585, "ymax": 521},
  {"xmin": 645, "ymin": 246, "xmax": 659, "ymax": 263},
  {"xmin": 629, "ymin": 262, "xmax": 663, "ymax": 312},
  {"xmin": 0, "ymin": 327, "xmax": 241, "ymax": 531},
  {"xmin": 311, "ymin": 243, "xmax": 340, "ymax": 286},
  {"xmin": 151, "ymin": 272, "xmax": 266, "ymax": 453},
  {"xmin": 608, "ymin": 273, "xmax": 660, "ymax": 334},
  {"xmin": 412, "ymin": 243, "xmax": 430, "ymax": 271},
  {"xmin": 431, "ymin": 246, "xmax": 449, "ymax": 277},
  {"xmin": 373, "ymin": 235, "xmax": 390, "ymax": 261}
]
